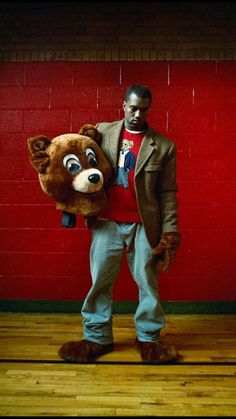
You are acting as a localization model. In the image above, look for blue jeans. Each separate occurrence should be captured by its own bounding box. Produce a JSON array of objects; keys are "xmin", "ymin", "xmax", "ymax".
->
[{"xmin": 81, "ymin": 220, "xmax": 165, "ymax": 344}]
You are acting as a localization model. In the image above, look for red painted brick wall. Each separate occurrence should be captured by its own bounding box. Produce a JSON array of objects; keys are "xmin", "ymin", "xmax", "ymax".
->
[{"xmin": 0, "ymin": 61, "xmax": 236, "ymax": 302}]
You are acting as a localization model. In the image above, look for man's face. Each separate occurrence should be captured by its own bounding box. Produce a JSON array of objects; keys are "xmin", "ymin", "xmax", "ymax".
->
[{"xmin": 123, "ymin": 92, "xmax": 151, "ymax": 131}]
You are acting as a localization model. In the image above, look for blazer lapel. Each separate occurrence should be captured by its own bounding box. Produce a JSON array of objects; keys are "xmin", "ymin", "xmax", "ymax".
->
[
  {"xmin": 135, "ymin": 127, "xmax": 156, "ymax": 176},
  {"xmin": 105, "ymin": 120, "xmax": 124, "ymax": 169},
  {"xmin": 102, "ymin": 121, "xmax": 157, "ymax": 175}
]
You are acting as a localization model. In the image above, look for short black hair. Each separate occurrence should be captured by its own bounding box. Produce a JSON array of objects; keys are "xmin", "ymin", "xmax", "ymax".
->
[{"xmin": 125, "ymin": 85, "xmax": 152, "ymax": 103}]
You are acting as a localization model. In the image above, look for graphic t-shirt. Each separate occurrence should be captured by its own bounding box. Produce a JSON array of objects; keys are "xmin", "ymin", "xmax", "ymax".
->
[{"xmin": 100, "ymin": 127, "xmax": 146, "ymax": 223}]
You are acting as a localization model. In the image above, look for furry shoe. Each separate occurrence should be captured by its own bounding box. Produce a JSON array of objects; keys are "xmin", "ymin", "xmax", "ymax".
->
[
  {"xmin": 58, "ymin": 339, "xmax": 114, "ymax": 363},
  {"xmin": 135, "ymin": 339, "xmax": 179, "ymax": 364}
]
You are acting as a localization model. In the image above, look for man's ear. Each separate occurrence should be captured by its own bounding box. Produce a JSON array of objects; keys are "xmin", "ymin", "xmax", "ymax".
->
[
  {"xmin": 27, "ymin": 135, "xmax": 51, "ymax": 174},
  {"xmin": 79, "ymin": 124, "xmax": 102, "ymax": 144}
]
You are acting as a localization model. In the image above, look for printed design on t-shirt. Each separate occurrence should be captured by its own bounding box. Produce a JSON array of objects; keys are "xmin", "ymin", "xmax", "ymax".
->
[{"xmin": 115, "ymin": 139, "xmax": 136, "ymax": 189}]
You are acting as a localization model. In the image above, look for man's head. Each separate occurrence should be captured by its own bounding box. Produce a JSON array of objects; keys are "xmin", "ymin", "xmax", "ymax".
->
[{"xmin": 123, "ymin": 85, "xmax": 152, "ymax": 131}]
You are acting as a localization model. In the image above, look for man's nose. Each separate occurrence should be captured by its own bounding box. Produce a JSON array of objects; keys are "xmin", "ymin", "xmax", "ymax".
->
[{"xmin": 134, "ymin": 109, "xmax": 141, "ymax": 117}]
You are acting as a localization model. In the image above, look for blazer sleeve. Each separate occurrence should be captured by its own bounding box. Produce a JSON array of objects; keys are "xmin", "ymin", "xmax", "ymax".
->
[{"xmin": 157, "ymin": 143, "xmax": 179, "ymax": 233}]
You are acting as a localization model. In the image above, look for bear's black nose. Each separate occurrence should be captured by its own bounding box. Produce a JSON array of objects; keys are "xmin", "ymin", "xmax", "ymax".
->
[{"xmin": 88, "ymin": 173, "xmax": 100, "ymax": 184}]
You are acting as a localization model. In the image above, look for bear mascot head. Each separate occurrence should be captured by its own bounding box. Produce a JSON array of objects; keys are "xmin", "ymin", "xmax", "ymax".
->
[{"xmin": 27, "ymin": 124, "xmax": 112, "ymax": 225}]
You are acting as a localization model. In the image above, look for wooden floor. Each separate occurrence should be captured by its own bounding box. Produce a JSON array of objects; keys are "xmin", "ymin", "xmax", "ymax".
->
[{"xmin": 0, "ymin": 313, "xmax": 235, "ymax": 416}]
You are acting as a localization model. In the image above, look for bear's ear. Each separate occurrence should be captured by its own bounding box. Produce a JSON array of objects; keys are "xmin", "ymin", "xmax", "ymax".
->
[
  {"xmin": 27, "ymin": 135, "xmax": 51, "ymax": 174},
  {"xmin": 79, "ymin": 124, "xmax": 102, "ymax": 144}
]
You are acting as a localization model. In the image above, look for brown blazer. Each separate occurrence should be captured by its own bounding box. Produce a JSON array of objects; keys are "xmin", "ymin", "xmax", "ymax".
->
[{"xmin": 96, "ymin": 119, "xmax": 179, "ymax": 248}]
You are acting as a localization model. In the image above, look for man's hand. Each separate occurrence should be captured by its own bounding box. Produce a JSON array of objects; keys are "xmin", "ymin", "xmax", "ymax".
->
[{"xmin": 152, "ymin": 232, "xmax": 181, "ymax": 272}]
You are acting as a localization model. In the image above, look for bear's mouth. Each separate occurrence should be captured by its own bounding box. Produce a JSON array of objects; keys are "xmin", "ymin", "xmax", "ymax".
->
[
  {"xmin": 70, "ymin": 188, "xmax": 102, "ymax": 196},
  {"xmin": 75, "ymin": 190, "xmax": 101, "ymax": 195}
]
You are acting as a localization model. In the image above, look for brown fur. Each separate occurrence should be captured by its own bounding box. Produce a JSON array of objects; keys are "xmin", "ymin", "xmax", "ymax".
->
[
  {"xmin": 135, "ymin": 339, "xmax": 179, "ymax": 363},
  {"xmin": 152, "ymin": 232, "xmax": 181, "ymax": 272},
  {"xmin": 58, "ymin": 340, "xmax": 114, "ymax": 363},
  {"xmin": 58, "ymin": 338, "xmax": 179, "ymax": 364},
  {"xmin": 27, "ymin": 124, "xmax": 112, "ymax": 217}
]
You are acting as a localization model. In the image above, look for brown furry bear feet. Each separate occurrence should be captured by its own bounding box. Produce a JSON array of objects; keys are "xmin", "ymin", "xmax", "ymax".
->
[
  {"xmin": 58, "ymin": 338, "xmax": 179, "ymax": 364},
  {"xmin": 135, "ymin": 339, "xmax": 179, "ymax": 364},
  {"xmin": 58, "ymin": 339, "xmax": 114, "ymax": 363}
]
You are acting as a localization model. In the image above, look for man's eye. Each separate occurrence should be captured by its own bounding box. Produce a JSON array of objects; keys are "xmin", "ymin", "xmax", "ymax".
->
[
  {"xmin": 63, "ymin": 154, "xmax": 82, "ymax": 174},
  {"xmin": 86, "ymin": 148, "xmax": 98, "ymax": 167}
]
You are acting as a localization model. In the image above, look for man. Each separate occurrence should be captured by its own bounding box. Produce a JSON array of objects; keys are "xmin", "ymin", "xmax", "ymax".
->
[{"xmin": 59, "ymin": 85, "xmax": 181, "ymax": 364}]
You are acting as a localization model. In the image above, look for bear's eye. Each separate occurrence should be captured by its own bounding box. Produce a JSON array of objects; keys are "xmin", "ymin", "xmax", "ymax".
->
[
  {"xmin": 63, "ymin": 154, "xmax": 82, "ymax": 174},
  {"xmin": 86, "ymin": 148, "xmax": 98, "ymax": 168}
]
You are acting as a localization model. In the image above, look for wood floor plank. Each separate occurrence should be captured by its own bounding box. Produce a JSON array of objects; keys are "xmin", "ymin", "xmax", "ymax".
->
[
  {"xmin": 0, "ymin": 313, "xmax": 236, "ymax": 416},
  {"xmin": 0, "ymin": 313, "xmax": 235, "ymax": 363},
  {"xmin": 0, "ymin": 362, "xmax": 235, "ymax": 416}
]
